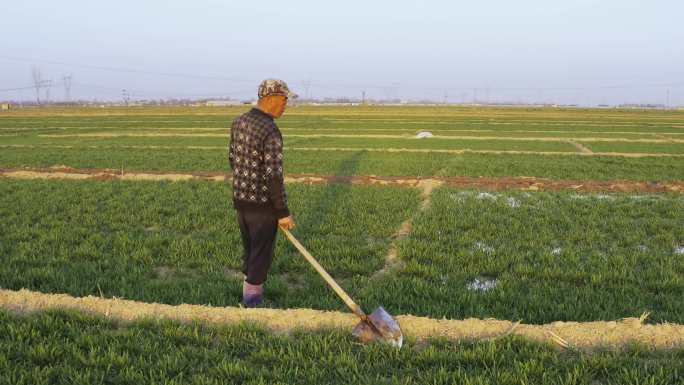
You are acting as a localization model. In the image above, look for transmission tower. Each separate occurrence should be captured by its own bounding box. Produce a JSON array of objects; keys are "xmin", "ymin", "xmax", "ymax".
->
[
  {"xmin": 122, "ymin": 89, "xmax": 130, "ymax": 106},
  {"xmin": 31, "ymin": 66, "xmax": 43, "ymax": 104},
  {"xmin": 63, "ymin": 75, "xmax": 72, "ymax": 102},
  {"xmin": 381, "ymin": 83, "xmax": 400, "ymax": 102},
  {"xmin": 44, "ymin": 79, "xmax": 53, "ymax": 103}
]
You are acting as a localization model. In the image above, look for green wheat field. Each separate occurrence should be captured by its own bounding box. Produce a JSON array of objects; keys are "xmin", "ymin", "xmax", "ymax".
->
[{"xmin": 1, "ymin": 105, "xmax": 683, "ymax": 384}]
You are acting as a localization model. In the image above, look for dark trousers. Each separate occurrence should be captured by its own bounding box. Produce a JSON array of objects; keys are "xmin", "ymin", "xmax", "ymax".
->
[{"xmin": 236, "ymin": 208, "xmax": 278, "ymax": 285}]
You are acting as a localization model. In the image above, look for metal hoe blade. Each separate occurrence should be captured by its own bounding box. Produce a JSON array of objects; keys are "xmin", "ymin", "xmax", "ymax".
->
[
  {"xmin": 352, "ymin": 306, "xmax": 403, "ymax": 348},
  {"xmin": 280, "ymin": 228, "xmax": 403, "ymax": 348}
]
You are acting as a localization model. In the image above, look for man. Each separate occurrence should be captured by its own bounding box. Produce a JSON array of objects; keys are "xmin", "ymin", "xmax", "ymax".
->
[{"xmin": 228, "ymin": 79, "xmax": 297, "ymax": 307}]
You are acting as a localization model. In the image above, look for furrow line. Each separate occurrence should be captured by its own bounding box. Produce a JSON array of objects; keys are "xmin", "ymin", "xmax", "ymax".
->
[
  {"xmin": 1, "ymin": 168, "xmax": 682, "ymax": 193},
  {"xmin": 2, "ymin": 144, "xmax": 683, "ymax": 158},
  {"xmin": 35, "ymin": 132, "xmax": 684, "ymax": 143},
  {"xmin": 372, "ymin": 179, "xmax": 444, "ymax": 278}
]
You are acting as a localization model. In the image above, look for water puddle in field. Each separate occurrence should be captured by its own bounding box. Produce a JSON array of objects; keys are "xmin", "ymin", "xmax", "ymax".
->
[{"xmin": 466, "ymin": 277, "xmax": 498, "ymax": 292}]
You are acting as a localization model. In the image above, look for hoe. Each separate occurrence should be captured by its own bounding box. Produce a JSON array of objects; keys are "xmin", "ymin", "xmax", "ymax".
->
[{"xmin": 280, "ymin": 228, "xmax": 403, "ymax": 348}]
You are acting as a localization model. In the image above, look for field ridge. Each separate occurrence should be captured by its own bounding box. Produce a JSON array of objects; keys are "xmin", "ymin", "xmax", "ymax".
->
[
  {"xmin": 3, "ymin": 144, "xmax": 684, "ymax": 158},
  {"xmin": 2, "ymin": 288, "xmax": 683, "ymax": 352},
  {"xmin": 2, "ymin": 167, "xmax": 682, "ymax": 193}
]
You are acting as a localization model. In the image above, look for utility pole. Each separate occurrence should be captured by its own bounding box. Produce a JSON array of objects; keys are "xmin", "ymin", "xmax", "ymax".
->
[
  {"xmin": 361, "ymin": 90, "xmax": 366, "ymax": 104},
  {"xmin": 63, "ymin": 75, "xmax": 72, "ymax": 102},
  {"xmin": 443, "ymin": 90, "xmax": 448, "ymax": 105},
  {"xmin": 666, "ymin": 89, "xmax": 671, "ymax": 108}
]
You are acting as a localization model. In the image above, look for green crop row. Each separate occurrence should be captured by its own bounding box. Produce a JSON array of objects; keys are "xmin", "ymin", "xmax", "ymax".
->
[
  {"xmin": 1, "ymin": 179, "xmax": 682, "ymax": 323},
  {"xmin": 1, "ymin": 126, "xmax": 673, "ymax": 141},
  {"xmin": 1, "ymin": 105, "xmax": 683, "ymax": 133},
  {"xmin": 582, "ymin": 141, "xmax": 684, "ymax": 154},
  {"xmin": 1, "ymin": 146, "xmax": 683, "ymax": 181},
  {"xmin": 0, "ymin": 179, "xmax": 418, "ymax": 310},
  {"xmin": 1, "ymin": 310, "xmax": 682, "ymax": 385},
  {"xmin": 395, "ymin": 188, "xmax": 684, "ymax": 323},
  {"xmin": 5, "ymin": 129, "xmax": 684, "ymax": 154},
  {"xmin": 0, "ymin": 134, "xmax": 581, "ymax": 153}
]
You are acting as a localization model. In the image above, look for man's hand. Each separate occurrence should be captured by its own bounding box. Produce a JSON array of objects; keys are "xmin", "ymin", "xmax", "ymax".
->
[{"xmin": 278, "ymin": 215, "xmax": 295, "ymax": 231}]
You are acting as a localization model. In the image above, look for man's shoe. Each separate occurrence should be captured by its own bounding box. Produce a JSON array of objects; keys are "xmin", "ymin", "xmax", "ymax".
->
[
  {"xmin": 242, "ymin": 280, "xmax": 264, "ymax": 308},
  {"xmin": 241, "ymin": 294, "xmax": 263, "ymax": 308}
]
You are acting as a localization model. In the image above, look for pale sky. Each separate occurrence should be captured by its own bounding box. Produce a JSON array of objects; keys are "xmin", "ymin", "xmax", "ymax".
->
[{"xmin": 1, "ymin": 0, "xmax": 683, "ymax": 105}]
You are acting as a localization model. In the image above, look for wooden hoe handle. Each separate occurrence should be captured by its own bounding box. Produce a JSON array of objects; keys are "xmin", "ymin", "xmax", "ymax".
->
[{"xmin": 280, "ymin": 227, "xmax": 366, "ymax": 319}]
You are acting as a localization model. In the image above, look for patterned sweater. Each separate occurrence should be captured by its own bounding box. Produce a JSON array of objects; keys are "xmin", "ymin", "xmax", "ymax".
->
[{"xmin": 228, "ymin": 108, "xmax": 290, "ymax": 218}]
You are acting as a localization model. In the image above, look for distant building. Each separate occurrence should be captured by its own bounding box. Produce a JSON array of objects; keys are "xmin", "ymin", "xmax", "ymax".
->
[
  {"xmin": 206, "ymin": 100, "xmax": 241, "ymax": 107},
  {"xmin": 0, "ymin": 103, "xmax": 10, "ymax": 111}
]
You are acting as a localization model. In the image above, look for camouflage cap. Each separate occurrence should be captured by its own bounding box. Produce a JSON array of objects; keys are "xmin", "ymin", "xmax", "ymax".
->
[{"xmin": 258, "ymin": 79, "xmax": 298, "ymax": 100}]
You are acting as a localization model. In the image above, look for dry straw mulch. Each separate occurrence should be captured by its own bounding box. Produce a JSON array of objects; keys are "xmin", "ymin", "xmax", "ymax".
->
[{"xmin": 1, "ymin": 289, "xmax": 682, "ymax": 352}]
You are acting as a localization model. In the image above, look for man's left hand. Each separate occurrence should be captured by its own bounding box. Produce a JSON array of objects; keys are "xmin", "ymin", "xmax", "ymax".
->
[{"xmin": 278, "ymin": 215, "xmax": 295, "ymax": 230}]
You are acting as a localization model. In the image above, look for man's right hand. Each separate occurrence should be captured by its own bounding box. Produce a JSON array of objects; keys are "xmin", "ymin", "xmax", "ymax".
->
[{"xmin": 278, "ymin": 215, "xmax": 295, "ymax": 230}]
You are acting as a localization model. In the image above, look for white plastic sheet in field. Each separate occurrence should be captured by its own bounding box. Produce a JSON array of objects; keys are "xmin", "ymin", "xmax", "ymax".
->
[
  {"xmin": 467, "ymin": 277, "xmax": 498, "ymax": 292},
  {"xmin": 474, "ymin": 242, "xmax": 494, "ymax": 254},
  {"xmin": 415, "ymin": 131, "xmax": 434, "ymax": 138}
]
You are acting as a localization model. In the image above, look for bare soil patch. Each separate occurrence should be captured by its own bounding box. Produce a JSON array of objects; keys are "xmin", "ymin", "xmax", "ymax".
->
[
  {"xmin": 1, "ymin": 168, "xmax": 682, "ymax": 193},
  {"xmin": 568, "ymin": 141, "xmax": 593, "ymax": 154},
  {"xmin": 440, "ymin": 175, "xmax": 683, "ymax": 193},
  {"xmin": 3, "ymin": 144, "xmax": 683, "ymax": 158},
  {"xmin": 1, "ymin": 289, "xmax": 682, "ymax": 351},
  {"xmin": 40, "ymin": 133, "xmax": 227, "ymax": 138},
  {"xmin": 38, "ymin": 132, "xmax": 684, "ymax": 143}
]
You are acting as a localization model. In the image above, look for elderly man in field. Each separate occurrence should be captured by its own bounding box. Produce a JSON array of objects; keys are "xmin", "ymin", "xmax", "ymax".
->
[{"xmin": 228, "ymin": 79, "xmax": 297, "ymax": 307}]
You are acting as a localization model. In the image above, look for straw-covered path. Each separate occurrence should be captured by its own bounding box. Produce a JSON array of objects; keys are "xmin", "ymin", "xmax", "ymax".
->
[{"xmin": 1, "ymin": 288, "xmax": 682, "ymax": 352}]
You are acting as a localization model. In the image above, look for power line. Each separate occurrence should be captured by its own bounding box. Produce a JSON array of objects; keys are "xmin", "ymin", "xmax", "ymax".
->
[
  {"xmin": 3, "ymin": 54, "xmax": 683, "ymax": 93},
  {"xmin": 0, "ymin": 85, "xmax": 35, "ymax": 92},
  {"xmin": 0, "ymin": 55, "xmax": 256, "ymax": 83}
]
